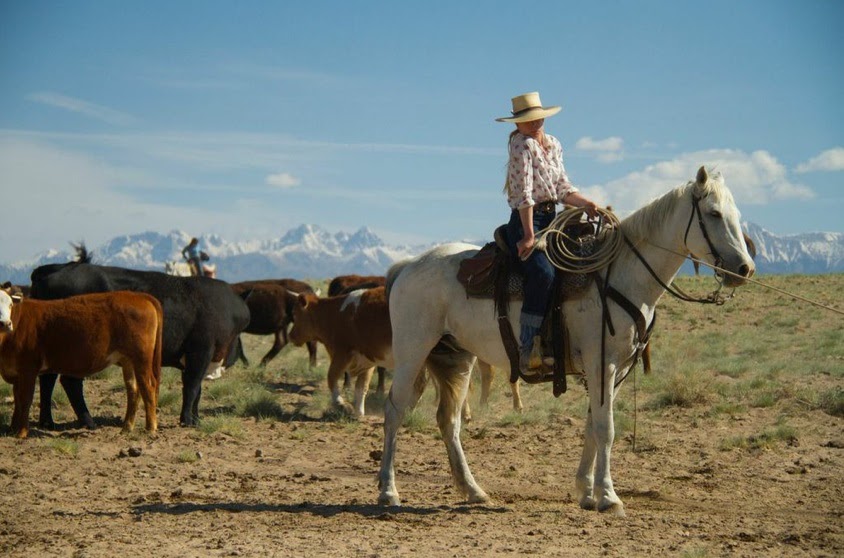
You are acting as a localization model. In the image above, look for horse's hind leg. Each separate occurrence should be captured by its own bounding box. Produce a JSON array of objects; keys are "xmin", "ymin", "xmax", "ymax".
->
[
  {"xmin": 378, "ymin": 353, "xmax": 429, "ymax": 506},
  {"xmin": 430, "ymin": 351, "xmax": 489, "ymax": 504}
]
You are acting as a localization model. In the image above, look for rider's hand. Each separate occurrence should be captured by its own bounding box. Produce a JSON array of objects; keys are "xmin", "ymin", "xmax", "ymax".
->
[{"xmin": 517, "ymin": 234, "xmax": 535, "ymax": 260}]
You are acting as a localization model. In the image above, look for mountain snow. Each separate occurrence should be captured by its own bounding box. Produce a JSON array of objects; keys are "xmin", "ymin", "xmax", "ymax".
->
[{"xmin": 1, "ymin": 223, "xmax": 841, "ymax": 285}]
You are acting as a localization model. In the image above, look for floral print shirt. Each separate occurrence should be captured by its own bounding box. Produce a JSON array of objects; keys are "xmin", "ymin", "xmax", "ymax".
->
[{"xmin": 505, "ymin": 132, "xmax": 578, "ymax": 210}]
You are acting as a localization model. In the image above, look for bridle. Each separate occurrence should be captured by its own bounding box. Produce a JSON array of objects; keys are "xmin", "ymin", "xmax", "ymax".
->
[
  {"xmin": 595, "ymin": 191, "xmax": 732, "ymax": 404},
  {"xmin": 684, "ymin": 193, "xmax": 724, "ymax": 274}
]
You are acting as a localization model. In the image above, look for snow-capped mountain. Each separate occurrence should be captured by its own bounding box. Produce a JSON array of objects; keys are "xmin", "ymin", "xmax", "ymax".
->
[
  {"xmin": 1, "ymin": 223, "xmax": 842, "ymax": 286},
  {"xmin": 0, "ymin": 226, "xmax": 431, "ymax": 284}
]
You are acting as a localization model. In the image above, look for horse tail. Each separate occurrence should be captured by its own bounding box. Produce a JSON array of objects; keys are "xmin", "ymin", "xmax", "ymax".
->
[{"xmin": 71, "ymin": 242, "xmax": 93, "ymax": 263}]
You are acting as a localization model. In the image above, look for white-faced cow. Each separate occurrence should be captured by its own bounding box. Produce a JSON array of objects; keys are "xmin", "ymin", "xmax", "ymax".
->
[
  {"xmin": 29, "ymin": 247, "xmax": 250, "ymax": 427},
  {"xmin": 0, "ymin": 288, "xmax": 163, "ymax": 438}
]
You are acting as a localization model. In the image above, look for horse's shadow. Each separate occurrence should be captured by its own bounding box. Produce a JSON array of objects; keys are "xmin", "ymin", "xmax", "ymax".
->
[{"xmin": 132, "ymin": 500, "xmax": 511, "ymax": 518}]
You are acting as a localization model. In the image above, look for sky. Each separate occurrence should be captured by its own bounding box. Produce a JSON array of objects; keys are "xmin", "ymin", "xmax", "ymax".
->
[{"xmin": 1, "ymin": 0, "xmax": 842, "ymax": 262}]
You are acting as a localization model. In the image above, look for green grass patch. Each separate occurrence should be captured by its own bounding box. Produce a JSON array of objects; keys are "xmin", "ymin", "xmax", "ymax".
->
[
  {"xmin": 402, "ymin": 407, "xmax": 433, "ymax": 433},
  {"xmin": 646, "ymin": 370, "xmax": 714, "ymax": 409},
  {"xmin": 47, "ymin": 438, "xmax": 80, "ymax": 457},
  {"xmin": 198, "ymin": 415, "xmax": 244, "ymax": 438},
  {"xmin": 176, "ymin": 450, "xmax": 200, "ymax": 463},
  {"xmin": 720, "ymin": 421, "xmax": 797, "ymax": 451},
  {"xmin": 238, "ymin": 391, "xmax": 285, "ymax": 421}
]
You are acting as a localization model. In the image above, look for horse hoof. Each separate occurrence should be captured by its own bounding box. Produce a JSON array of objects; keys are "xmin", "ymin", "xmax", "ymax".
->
[
  {"xmin": 467, "ymin": 492, "xmax": 491, "ymax": 505},
  {"xmin": 597, "ymin": 502, "xmax": 626, "ymax": 517},
  {"xmin": 579, "ymin": 497, "xmax": 596, "ymax": 511},
  {"xmin": 378, "ymin": 492, "xmax": 401, "ymax": 507},
  {"xmin": 81, "ymin": 415, "xmax": 96, "ymax": 430}
]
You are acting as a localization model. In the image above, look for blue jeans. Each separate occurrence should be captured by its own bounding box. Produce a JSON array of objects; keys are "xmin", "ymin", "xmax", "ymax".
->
[{"xmin": 506, "ymin": 208, "xmax": 556, "ymax": 328}]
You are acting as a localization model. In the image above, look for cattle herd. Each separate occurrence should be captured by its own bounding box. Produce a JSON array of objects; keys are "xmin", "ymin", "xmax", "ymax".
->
[{"xmin": 0, "ymin": 249, "xmax": 404, "ymax": 439}]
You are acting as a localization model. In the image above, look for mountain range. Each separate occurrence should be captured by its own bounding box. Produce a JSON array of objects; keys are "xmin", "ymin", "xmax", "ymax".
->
[{"xmin": 1, "ymin": 223, "xmax": 842, "ymax": 285}]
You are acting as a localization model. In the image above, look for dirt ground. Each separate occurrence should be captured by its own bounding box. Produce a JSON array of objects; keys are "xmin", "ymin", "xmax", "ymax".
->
[{"xmin": 0, "ymin": 354, "xmax": 841, "ymax": 558}]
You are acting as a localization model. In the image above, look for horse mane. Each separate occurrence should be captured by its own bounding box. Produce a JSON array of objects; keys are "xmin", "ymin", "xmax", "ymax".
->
[{"xmin": 619, "ymin": 172, "xmax": 732, "ymax": 244}]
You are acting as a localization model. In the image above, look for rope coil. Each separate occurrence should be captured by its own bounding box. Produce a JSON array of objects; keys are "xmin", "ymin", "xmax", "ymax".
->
[{"xmin": 534, "ymin": 206, "xmax": 623, "ymax": 273}]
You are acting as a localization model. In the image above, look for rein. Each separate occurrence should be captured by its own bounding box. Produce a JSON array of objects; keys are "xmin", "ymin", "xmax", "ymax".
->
[{"xmin": 594, "ymin": 192, "xmax": 731, "ymax": 405}]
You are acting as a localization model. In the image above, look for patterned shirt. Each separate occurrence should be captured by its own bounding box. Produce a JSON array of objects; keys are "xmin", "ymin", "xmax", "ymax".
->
[{"xmin": 505, "ymin": 132, "xmax": 578, "ymax": 210}]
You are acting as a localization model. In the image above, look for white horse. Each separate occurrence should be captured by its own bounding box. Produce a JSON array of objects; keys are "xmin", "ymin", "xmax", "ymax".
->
[{"xmin": 378, "ymin": 167, "xmax": 754, "ymax": 515}]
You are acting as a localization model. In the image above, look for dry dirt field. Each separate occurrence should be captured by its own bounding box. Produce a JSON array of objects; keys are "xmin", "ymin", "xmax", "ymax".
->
[{"xmin": 1, "ymin": 274, "xmax": 842, "ymax": 557}]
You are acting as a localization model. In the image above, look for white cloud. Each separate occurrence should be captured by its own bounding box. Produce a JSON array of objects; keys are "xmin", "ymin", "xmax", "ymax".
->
[
  {"xmin": 265, "ymin": 172, "xmax": 301, "ymax": 188},
  {"xmin": 26, "ymin": 92, "xmax": 137, "ymax": 126},
  {"xmin": 0, "ymin": 138, "xmax": 231, "ymax": 261},
  {"xmin": 575, "ymin": 136, "xmax": 624, "ymax": 163},
  {"xmin": 589, "ymin": 149, "xmax": 814, "ymax": 215},
  {"xmin": 575, "ymin": 136, "xmax": 624, "ymax": 152},
  {"xmin": 795, "ymin": 147, "xmax": 844, "ymax": 173}
]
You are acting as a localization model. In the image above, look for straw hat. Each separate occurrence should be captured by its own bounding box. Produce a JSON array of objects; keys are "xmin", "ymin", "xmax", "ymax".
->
[{"xmin": 495, "ymin": 91, "xmax": 561, "ymax": 123}]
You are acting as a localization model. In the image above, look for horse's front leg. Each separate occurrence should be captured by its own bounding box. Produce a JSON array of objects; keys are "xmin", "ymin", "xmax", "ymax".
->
[
  {"xmin": 576, "ymin": 408, "xmax": 597, "ymax": 510},
  {"xmin": 584, "ymin": 364, "xmax": 625, "ymax": 516}
]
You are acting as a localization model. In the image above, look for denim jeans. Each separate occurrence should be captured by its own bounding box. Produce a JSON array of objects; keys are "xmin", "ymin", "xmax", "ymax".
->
[{"xmin": 505, "ymin": 207, "xmax": 556, "ymax": 327}]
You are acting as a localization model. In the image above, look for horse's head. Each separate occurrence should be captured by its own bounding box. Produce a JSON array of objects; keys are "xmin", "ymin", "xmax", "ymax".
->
[{"xmin": 687, "ymin": 166, "xmax": 755, "ymax": 287}]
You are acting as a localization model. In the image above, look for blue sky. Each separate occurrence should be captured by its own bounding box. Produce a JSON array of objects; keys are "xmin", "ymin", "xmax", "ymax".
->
[{"xmin": 1, "ymin": 0, "xmax": 842, "ymax": 261}]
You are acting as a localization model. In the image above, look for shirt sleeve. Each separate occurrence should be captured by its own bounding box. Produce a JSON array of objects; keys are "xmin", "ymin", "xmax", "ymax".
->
[
  {"xmin": 552, "ymin": 139, "xmax": 578, "ymax": 201},
  {"xmin": 507, "ymin": 136, "xmax": 535, "ymax": 209}
]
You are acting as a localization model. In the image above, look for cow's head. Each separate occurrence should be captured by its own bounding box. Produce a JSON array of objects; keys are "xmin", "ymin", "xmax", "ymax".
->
[
  {"xmin": 0, "ymin": 283, "xmax": 23, "ymax": 333},
  {"xmin": 288, "ymin": 292, "xmax": 319, "ymax": 346}
]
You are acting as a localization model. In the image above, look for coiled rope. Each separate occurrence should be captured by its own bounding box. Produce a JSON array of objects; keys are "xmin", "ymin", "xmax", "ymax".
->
[{"xmin": 533, "ymin": 206, "xmax": 623, "ymax": 273}]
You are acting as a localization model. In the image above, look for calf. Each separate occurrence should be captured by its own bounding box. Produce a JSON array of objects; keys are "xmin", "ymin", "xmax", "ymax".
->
[
  {"xmin": 289, "ymin": 287, "xmax": 391, "ymax": 416},
  {"xmin": 229, "ymin": 279, "xmax": 318, "ymax": 368},
  {"xmin": 0, "ymin": 289, "xmax": 163, "ymax": 438},
  {"xmin": 329, "ymin": 275, "xmax": 388, "ymax": 394}
]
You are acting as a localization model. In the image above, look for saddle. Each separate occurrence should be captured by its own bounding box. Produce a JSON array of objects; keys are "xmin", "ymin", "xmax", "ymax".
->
[{"xmin": 457, "ymin": 222, "xmax": 600, "ymax": 396}]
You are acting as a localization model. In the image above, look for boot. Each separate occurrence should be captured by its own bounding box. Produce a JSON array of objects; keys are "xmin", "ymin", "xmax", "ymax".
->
[{"xmin": 519, "ymin": 319, "xmax": 542, "ymax": 377}]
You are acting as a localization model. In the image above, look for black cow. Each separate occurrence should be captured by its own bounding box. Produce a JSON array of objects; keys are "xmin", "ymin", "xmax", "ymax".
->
[{"xmin": 29, "ymin": 250, "xmax": 250, "ymax": 427}]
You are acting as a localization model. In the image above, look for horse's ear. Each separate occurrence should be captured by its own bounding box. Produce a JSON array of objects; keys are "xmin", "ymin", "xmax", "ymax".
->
[{"xmin": 696, "ymin": 166, "xmax": 708, "ymax": 185}]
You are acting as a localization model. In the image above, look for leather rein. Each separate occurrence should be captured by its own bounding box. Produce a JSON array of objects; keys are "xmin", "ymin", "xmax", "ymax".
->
[{"xmin": 596, "ymin": 192, "xmax": 727, "ymax": 405}]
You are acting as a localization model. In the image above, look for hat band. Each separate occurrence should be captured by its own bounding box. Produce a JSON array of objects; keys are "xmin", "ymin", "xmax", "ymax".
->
[{"xmin": 511, "ymin": 105, "xmax": 544, "ymax": 116}]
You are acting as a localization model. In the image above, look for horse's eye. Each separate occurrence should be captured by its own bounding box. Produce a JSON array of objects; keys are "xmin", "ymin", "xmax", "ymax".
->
[{"xmin": 709, "ymin": 210, "xmax": 722, "ymax": 219}]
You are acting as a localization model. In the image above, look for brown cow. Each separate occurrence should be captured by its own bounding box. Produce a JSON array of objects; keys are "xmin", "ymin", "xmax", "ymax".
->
[
  {"xmin": 289, "ymin": 287, "xmax": 391, "ymax": 416},
  {"xmin": 329, "ymin": 275, "xmax": 389, "ymax": 394},
  {"xmin": 288, "ymin": 286, "xmax": 506, "ymax": 418},
  {"xmin": 229, "ymin": 280, "xmax": 318, "ymax": 368},
  {"xmin": 327, "ymin": 274, "xmax": 386, "ymax": 297},
  {"xmin": 0, "ymin": 288, "xmax": 163, "ymax": 438}
]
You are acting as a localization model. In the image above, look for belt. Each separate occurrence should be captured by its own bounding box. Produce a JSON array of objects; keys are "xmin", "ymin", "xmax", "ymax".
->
[{"xmin": 534, "ymin": 200, "xmax": 557, "ymax": 214}]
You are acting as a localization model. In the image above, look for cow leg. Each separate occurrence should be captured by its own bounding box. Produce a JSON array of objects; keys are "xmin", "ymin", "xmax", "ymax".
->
[
  {"xmin": 429, "ymin": 352, "xmax": 489, "ymax": 504},
  {"xmin": 37, "ymin": 373, "xmax": 59, "ymax": 430},
  {"xmin": 478, "ymin": 360, "xmax": 493, "ymax": 408},
  {"xmin": 352, "ymin": 366, "xmax": 375, "ymax": 416},
  {"xmin": 181, "ymin": 351, "xmax": 212, "ymax": 426},
  {"xmin": 259, "ymin": 330, "xmax": 286, "ymax": 366},
  {"xmin": 121, "ymin": 363, "xmax": 140, "ymax": 432},
  {"xmin": 306, "ymin": 340, "xmax": 318, "ymax": 369},
  {"xmin": 343, "ymin": 371, "xmax": 352, "ymax": 391},
  {"xmin": 133, "ymin": 359, "xmax": 159, "ymax": 433},
  {"xmin": 326, "ymin": 355, "xmax": 354, "ymax": 413},
  {"xmin": 11, "ymin": 375, "xmax": 37, "ymax": 438},
  {"xmin": 376, "ymin": 366, "xmax": 386, "ymax": 396},
  {"xmin": 59, "ymin": 375, "xmax": 96, "ymax": 430}
]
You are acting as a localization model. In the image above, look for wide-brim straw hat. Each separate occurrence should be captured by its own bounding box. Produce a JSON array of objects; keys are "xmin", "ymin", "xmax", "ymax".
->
[{"xmin": 495, "ymin": 91, "xmax": 561, "ymax": 123}]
